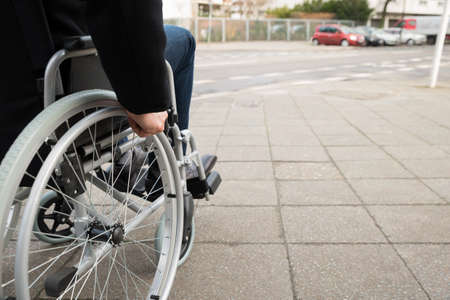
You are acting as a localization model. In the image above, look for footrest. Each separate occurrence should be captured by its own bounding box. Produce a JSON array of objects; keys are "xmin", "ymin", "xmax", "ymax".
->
[
  {"xmin": 206, "ymin": 171, "xmax": 221, "ymax": 195},
  {"xmin": 187, "ymin": 171, "xmax": 222, "ymax": 199},
  {"xmin": 45, "ymin": 267, "xmax": 77, "ymax": 297}
]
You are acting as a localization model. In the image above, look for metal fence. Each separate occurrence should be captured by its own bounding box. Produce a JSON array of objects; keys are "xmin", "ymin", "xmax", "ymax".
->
[{"xmin": 165, "ymin": 17, "xmax": 356, "ymax": 43}]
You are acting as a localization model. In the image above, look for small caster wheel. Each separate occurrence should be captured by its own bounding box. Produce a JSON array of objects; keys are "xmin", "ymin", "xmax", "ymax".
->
[
  {"xmin": 33, "ymin": 191, "xmax": 74, "ymax": 244},
  {"xmin": 155, "ymin": 214, "xmax": 195, "ymax": 266}
]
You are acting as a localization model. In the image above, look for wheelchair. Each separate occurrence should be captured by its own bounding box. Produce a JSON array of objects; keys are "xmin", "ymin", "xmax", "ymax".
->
[{"xmin": 0, "ymin": 35, "xmax": 221, "ymax": 300}]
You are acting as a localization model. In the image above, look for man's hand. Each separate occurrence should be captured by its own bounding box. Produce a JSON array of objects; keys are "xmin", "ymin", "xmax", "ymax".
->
[{"xmin": 126, "ymin": 110, "xmax": 168, "ymax": 137}]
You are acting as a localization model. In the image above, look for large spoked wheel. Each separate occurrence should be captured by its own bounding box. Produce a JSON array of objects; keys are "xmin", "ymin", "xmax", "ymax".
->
[
  {"xmin": 14, "ymin": 107, "xmax": 184, "ymax": 299},
  {"xmin": 0, "ymin": 90, "xmax": 120, "ymax": 297}
]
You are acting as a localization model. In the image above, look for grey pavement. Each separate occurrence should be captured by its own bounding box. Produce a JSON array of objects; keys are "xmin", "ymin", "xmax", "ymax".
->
[{"xmin": 171, "ymin": 42, "xmax": 450, "ymax": 299}]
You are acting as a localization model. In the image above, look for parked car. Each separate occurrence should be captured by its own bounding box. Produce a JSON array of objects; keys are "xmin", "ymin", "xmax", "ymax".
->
[
  {"xmin": 384, "ymin": 28, "xmax": 427, "ymax": 46},
  {"xmin": 312, "ymin": 24, "xmax": 365, "ymax": 46},
  {"xmin": 393, "ymin": 17, "xmax": 450, "ymax": 44},
  {"xmin": 356, "ymin": 26, "xmax": 398, "ymax": 46},
  {"xmin": 351, "ymin": 27, "xmax": 371, "ymax": 45}
]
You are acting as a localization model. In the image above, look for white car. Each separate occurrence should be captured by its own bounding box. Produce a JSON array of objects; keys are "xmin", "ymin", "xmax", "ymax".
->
[{"xmin": 385, "ymin": 28, "xmax": 427, "ymax": 45}]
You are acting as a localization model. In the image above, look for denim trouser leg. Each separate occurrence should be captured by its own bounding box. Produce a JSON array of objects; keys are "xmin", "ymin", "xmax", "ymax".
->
[{"xmin": 164, "ymin": 25, "xmax": 196, "ymax": 131}]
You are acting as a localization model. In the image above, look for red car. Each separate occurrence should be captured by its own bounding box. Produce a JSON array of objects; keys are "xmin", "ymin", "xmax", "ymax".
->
[{"xmin": 312, "ymin": 24, "xmax": 365, "ymax": 46}]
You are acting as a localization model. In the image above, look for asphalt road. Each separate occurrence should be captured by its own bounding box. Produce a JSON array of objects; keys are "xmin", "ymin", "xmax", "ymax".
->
[{"xmin": 192, "ymin": 42, "xmax": 450, "ymax": 98}]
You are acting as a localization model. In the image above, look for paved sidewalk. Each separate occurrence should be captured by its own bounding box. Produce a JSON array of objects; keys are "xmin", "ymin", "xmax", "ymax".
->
[{"xmin": 171, "ymin": 78, "xmax": 450, "ymax": 299}]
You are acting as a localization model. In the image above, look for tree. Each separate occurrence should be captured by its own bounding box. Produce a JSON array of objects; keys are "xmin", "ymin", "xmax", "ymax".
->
[
  {"xmin": 266, "ymin": 6, "xmax": 292, "ymax": 18},
  {"xmin": 333, "ymin": 0, "xmax": 373, "ymax": 24},
  {"xmin": 380, "ymin": 0, "xmax": 394, "ymax": 28}
]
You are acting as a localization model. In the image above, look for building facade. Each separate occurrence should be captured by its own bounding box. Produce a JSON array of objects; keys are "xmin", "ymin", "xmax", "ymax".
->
[{"xmin": 164, "ymin": 0, "xmax": 447, "ymax": 26}]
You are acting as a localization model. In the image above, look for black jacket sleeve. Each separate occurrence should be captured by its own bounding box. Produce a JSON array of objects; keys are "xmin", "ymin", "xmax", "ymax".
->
[
  {"xmin": 85, "ymin": 0, "xmax": 170, "ymax": 114},
  {"xmin": 44, "ymin": 0, "xmax": 171, "ymax": 114}
]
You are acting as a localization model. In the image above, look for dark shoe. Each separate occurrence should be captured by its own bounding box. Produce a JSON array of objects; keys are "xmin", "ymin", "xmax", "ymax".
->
[
  {"xmin": 108, "ymin": 150, "xmax": 217, "ymax": 201},
  {"xmin": 110, "ymin": 148, "xmax": 149, "ymax": 196},
  {"xmin": 186, "ymin": 154, "xmax": 217, "ymax": 179},
  {"xmin": 186, "ymin": 154, "xmax": 217, "ymax": 198}
]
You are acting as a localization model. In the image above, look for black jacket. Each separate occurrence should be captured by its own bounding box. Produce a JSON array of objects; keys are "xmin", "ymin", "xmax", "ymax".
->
[
  {"xmin": 1, "ymin": 0, "xmax": 170, "ymax": 162},
  {"xmin": 46, "ymin": 0, "xmax": 171, "ymax": 114}
]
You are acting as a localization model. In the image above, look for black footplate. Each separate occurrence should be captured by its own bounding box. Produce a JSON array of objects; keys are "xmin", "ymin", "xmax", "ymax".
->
[
  {"xmin": 187, "ymin": 171, "xmax": 222, "ymax": 199},
  {"xmin": 206, "ymin": 171, "xmax": 221, "ymax": 195},
  {"xmin": 45, "ymin": 267, "xmax": 77, "ymax": 297}
]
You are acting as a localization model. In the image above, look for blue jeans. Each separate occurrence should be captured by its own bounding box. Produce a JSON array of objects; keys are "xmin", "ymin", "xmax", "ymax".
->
[{"xmin": 164, "ymin": 25, "xmax": 196, "ymax": 131}]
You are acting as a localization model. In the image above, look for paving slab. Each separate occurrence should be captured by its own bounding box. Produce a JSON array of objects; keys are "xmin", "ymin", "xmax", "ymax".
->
[
  {"xmin": 190, "ymin": 126, "xmax": 223, "ymax": 136},
  {"xmin": 289, "ymin": 245, "xmax": 427, "ymax": 299},
  {"xmin": 318, "ymin": 135, "xmax": 373, "ymax": 146},
  {"xmin": 369, "ymin": 206, "xmax": 450, "ymax": 243},
  {"xmin": 171, "ymin": 244, "xmax": 293, "ymax": 300},
  {"xmin": 423, "ymin": 179, "xmax": 450, "ymax": 202},
  {"xmin": 222, "ymin": 126, "xmax": 267, "ymax": 136},
  {"xmin": 204, "ymin": 180, "xmax": 278, "ymax": 206},
  {"xmin": 281, "ymin": 207, "xmax": 386, "ymax": 243},
  {"xmin": 401, "ymin": 159, "xmax": 450, "ymax": 178},
  {"xmin": 275, "ymin": 162, "xmax": 341, "ymax": 180},
  {"xmin": 218, "ymin": 135, "xmax": 269, "ymax": 146},
  {"xmin": 217, "ymin": 146, "xmax": 271, "ymax": 161},
  {"xmin": 279, "ymin": 180, "xmax": 359, "ymax": 205},
  {"xmin": 195, "ymin": 206, "xmax": 283, "ymax": 243},
  {"xmin": 216, "ymin": 162, "xmax": 274, "ymax": 180},
  {"xmin": 367, "ymin": 133, "xmax": 427, "ymax": 146},
  {"xmin": 335, "ymin": 160, "xmax": 414, "ymax": 179},
  {"xmin": 327, "ymin": 146, "xmax": 391, "ymax": 161},
  {"xmin": 383, "ymin": 146, "xmax": 450, "ymax": 160},
  {"xmin": 195, "ymin": 135, "xmax": 221, "ymax": 147},
  {"xmin": 271, "ymin": 146, "xmax": 329, "ymax": 162},
  {"xmin": 395, "ymin": 245, "xmax": 450, "ymax": 300},
  {"xmin": 349, "ymin": 179, "xmax": 444, "ymax": 204},
  {"xmin": 269, "ymin": 133, "xmax": 321, "ymax": 146}
]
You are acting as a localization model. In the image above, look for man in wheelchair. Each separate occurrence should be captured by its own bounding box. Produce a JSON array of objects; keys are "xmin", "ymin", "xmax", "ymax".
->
[
  {"xmin": 0, "ymin": 1, "xmax": 221, "ymax": 298},
  {"xmin": 2, "ymin": 0, "xmax": 217, "ymax": 198}
]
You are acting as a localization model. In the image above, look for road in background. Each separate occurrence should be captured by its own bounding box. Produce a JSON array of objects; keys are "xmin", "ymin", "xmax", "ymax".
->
[{"xmin": 192, "ymin": 42, "xmax": 450, "ymax": 98}]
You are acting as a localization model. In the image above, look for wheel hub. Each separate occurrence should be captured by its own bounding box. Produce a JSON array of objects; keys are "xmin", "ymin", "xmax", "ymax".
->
[{"xmin": 87, "ymin": 221, "xmax": 124, "ymax": 246}]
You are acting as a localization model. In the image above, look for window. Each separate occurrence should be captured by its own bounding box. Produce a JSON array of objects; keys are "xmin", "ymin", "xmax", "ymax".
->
[
  {"xmin": 329, "ymin": 27, "xmax": 338, "ymax": 34},
  {"xmin": 419, "ymin": 0, "xmax": 427, "ymax": 5},
  {"xmin": 319, "ymin": 27, "xmax": 327, "ymax": 33}
]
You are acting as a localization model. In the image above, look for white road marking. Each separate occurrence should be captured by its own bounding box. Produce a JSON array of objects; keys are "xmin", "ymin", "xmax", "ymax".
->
[
  {"xmin": 397, "ymin": 59, "xmax": 408, "ymax": 63},
  {"xmin": 377, "ymin": 70, "xmax": 394, "ymax": 75},
  {"xmin": 381, "ymin": 61, "xmax": 392, "ymax": 65},
  {"xmin": 292, "ymin": 80, "xmax": 317, "ymax": 85},
  {"xmin": 229, "ymin": 75, "xmax": 252, "ymax": 80},
  {"xmin": 398, "ymin": 67, "xmax": 414, "ymax": 72},
  {"xmin": 362, "ymin": 62, "xmax": 376, "ymax": 67},
  {"xmin": 410, "ymin": 58, "xmax": 422, "ymax": 62},
  {"xmin": 292, "ymin": 69, "xmax": 312, "ymax": 74},
  {"xmin": 194, "ymin": 80, "xmax": 215, "ymax": 85},
  {"xmin": 317, "ymin": 67, "xmax": 336, "ymax": 71},
  {"xmin": 416, "ymin": 64, "xmax": 431, "ymax": 69},
  {"xmin": 350, "ymin": 73, "xmax": 372, "ymax": 78},
  {"xmin": 263, "ymin": 72, "xmax": 284, "ymax": 77},
  {"xmin": 324, "ymin": 77, "xmax": 348, "ymax": 82},
  {"xmin": 341, "ymin": 64, "xmax": 357, "ymax": 69},
  {"xmin": 383, "ymin": 64, "xmax": 406, "ymax": 68},
  {"xmin": 248, "ymin": 86, "xmax": 270, "ymax": 91}
]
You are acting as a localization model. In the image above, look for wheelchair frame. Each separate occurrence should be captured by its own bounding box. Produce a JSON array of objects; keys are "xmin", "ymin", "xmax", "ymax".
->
[{"xmin": 0, "ymin": 36, "xmax": 214, "ymax": 300}]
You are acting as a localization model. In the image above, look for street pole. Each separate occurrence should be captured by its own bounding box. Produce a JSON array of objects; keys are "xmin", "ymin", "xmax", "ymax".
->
[
  {"xmin": 208, "ymin": 0, "xmax": 212, "ymax": 43},
  {"xmin": 430, "ymin": 0, "xmax": 450, "ymax": 88}
]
